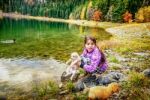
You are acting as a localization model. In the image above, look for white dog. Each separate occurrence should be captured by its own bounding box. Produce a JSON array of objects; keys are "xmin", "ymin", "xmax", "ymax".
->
[{"xmin": 65, "ymin": 52, "xmax": 81, "ymax": 80}]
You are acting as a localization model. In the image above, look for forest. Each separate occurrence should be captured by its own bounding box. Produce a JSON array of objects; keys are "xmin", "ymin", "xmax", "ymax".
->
[{"xmin": 0, "ymin": 0, "xmax": 150, "ymax": 22}]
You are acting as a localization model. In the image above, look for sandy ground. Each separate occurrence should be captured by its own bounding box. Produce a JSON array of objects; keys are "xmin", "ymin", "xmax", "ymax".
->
[{"xmin": 106, "ymin": 23, "xmax": 150, "ymax": 38}]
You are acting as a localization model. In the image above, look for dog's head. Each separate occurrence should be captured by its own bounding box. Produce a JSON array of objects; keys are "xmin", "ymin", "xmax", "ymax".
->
[
  {"xmin": 108, "ymin": 82, "xmax": 120, "ymax": 93},
  {"xmin": 71, "ymin": 52, "xmax": 80, "ymax": 61}
]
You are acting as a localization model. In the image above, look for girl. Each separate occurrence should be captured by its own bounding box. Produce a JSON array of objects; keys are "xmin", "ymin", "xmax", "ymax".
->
[{"xmin": 80, "ymin": 36, "xmax": 108, "ymax": 74}]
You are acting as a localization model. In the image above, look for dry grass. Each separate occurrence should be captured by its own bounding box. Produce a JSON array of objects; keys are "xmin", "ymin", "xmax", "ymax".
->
[{"xmin": 97, "ymin": 38, "xmax": 121, "ymax": 50}]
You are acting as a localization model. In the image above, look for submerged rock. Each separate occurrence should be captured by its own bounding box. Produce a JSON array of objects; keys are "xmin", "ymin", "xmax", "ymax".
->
[{"xmin": 0, "ymin": 39, "xmax": 16, "ymax": 44}]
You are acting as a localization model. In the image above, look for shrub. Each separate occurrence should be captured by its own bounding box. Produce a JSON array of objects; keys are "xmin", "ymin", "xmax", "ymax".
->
[
  {"xmin": 135, "ymin": 6, "xmax": 150, "ymax": 22},
  {"xmin": 122, "ymin": 11, "xmax": 132, "ymax": 23},
  {"xmin": 92, "ymin": 9, "xmax": 102, "ymax": 21}
]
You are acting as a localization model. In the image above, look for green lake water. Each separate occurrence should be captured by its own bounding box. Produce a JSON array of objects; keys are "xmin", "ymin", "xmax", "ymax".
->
[{"xmin": 0, "ymin": 18, "xmax": 112, "ymax": 61}]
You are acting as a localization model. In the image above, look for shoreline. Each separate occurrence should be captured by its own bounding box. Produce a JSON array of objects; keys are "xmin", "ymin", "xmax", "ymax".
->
[
  {"xmin": 1, "ymin": 12, "xmax": 150, "ymax": 37},
  {"xmin": 1, "ymin": 12, "xmax": 122, "ymax": 29}
]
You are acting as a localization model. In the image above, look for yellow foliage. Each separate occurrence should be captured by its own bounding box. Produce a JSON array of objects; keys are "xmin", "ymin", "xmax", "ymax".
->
[
  {"xmin": 135, "ymin": 6, "xmax": 150, "ymax": 22},
  {"xmin": 87, "ymin": 1, "xmax": 92, "ymax": 9},
  {"xmin": 80, "ymin": 7, "xmax": 86, "ymax": 20},
  {"xmin": 0, "ymin": 10, "xmax": 3, "ymax": 19}
]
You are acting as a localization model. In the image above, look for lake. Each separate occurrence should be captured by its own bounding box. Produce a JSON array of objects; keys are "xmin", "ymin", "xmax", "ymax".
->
[{"xmin": 0, "ymin": 18, "xmax": 112, "ymax": 61}]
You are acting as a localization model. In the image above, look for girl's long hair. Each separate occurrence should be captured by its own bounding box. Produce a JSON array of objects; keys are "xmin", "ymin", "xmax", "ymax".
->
[{"xmin": 84, "ymin": 36, "xmax": 106, "ymax": 66}]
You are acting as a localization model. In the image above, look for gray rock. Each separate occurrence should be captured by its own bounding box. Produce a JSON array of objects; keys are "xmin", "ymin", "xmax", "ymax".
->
[
  {"xmin": 96, "ymin": 76, "xmax": 117, "ymax": 85},
  {"xmin": 61, "ymin": 71, "xmax": 72, "ymax": 82},
  {"xmin": 143, "ymin": 69, "xmax": 150, "ymax": 78},
  {"xmin": 74, "ymin": 75, "xmax": 97, "ymax": 92},
  {"xmin": 74, "ymin": 72, "xmax": 126, "ymax": 91},
  {"xmin": 134, "ymin": 52, "xmax": 149, "ymax": 57},
  {"xmin": 0, "ymin": 39, "xmax": 16, "ymax": 44},
  {"xmin": 96, "ymin": 72, "xmax": 125, "ymax": 85},
  {"xmin": 106, "ymin": 72, "xmax": 125, "ymax": 81},
  {"xmin": 74, "ymin": 80, "xmax": 84, "ymax": 92},
  {"xmin": 82, "ymin": 75, "xmax": 97, "ymax": 87}
]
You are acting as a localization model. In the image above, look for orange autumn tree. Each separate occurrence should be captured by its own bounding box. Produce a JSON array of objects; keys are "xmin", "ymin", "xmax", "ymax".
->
[
  {"xmin": 92, "ymin": 10, "xmax": 102, "ymax": 21},
  {"xmin": 122, "ymin": 11, "xmax": 132, "ymax": 23}
]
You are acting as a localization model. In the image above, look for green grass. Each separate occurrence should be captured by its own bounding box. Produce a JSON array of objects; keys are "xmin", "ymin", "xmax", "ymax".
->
[
  {"xmin": 32, "ymin": 80, "xmax": 59, "ymax": 99},
  {"xmin": 66, "ymin": 81, "xmax": 75, "ymax": 92},
  {"xmin": 107, "ymin": 55, "xmax": 119, "ymax": 63},
  {"xmin": 73, "ymin": 92, "xmax": 88, "ymax": 100},
  {"xmin": 120, "ymin": 71, "xmax": 150, "ymax": 100},
  {"xmin": 110, "ymin": 65, "xmax": 121, "ymax": 70}
]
